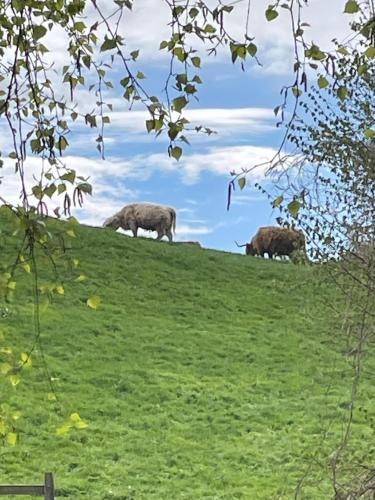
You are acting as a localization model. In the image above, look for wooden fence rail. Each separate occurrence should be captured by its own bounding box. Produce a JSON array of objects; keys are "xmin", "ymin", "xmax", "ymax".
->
[{"xmin": 0, "ymin": 472, "xmax": 55, "ymax": 499}]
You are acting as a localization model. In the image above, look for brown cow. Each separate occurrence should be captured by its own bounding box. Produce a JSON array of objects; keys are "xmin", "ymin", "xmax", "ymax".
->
[
  {"xmin": 240, "ymin": 226, "xmax": 306, "ymax": 259},
  {"xmin": 104, "ymin": 203, "xmax": 176, "ymax": 242}
]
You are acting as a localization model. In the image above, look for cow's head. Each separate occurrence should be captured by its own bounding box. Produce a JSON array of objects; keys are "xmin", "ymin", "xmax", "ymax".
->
[
  {"xmin": 246, "ymin": 243, "xmax": 256, "ymax": 256},
  {"xmin": 103, "ymin": 214, "xmax": 121, "ymax": 230}
]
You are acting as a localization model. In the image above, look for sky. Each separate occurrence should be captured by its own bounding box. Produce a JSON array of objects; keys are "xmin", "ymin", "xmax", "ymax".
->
[{"xmin": 0, "ymin": 0, "xmax": 352, "ymax": 252}]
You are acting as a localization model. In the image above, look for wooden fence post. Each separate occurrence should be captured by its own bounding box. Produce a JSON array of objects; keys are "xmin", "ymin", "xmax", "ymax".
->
[{"xmin": 44, "ymin": 472, "xmax": 54, "ymax": 500}]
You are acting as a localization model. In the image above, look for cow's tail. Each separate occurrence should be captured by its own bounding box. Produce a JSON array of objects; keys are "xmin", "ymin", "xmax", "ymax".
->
[{"xmin": 171, "ymin": 209, "xmax": 176, "ymax": 235}]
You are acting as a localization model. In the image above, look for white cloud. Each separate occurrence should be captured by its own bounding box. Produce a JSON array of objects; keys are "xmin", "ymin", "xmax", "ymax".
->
[
  {"xmin": 0, "ymin": 155, "xmax": 138, "ymax": 218},
  {"xmin": 27, "ymin": 0, "xmax": 352, "ymax": 80},
  {"xmin": 112, "ymin": 0, "xmax": 351, "ymax": 75},
  {"xmin": 164, "ymin": 144, "xmax": 277, "ymax": 184},
  {"xmin": 230, "ymin": 193, "xmax": 266, "ymax": 206},
  {"xmin": 0, "ymin": 106, "xmax": 275, "ymax": 156},
  {"xmin": 0, "ymin": 143, "xmax": 276, "ymax": 207},
  {"xmin": 96, "ymin": 106, "xmax": 276, "ymax": 144},
  {"xmin": 176, "ymin": 223, "xmax": 213, "ymax": 237}
]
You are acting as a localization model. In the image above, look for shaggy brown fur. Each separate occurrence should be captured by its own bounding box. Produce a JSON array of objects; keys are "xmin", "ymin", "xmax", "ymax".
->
[
  {"xmin": 104, "ymin": 203, "xmax": 176, "ymax": 242},
  {"xmin": 246, "ymin": 226, "xmax": 305, "ymax": 259}
]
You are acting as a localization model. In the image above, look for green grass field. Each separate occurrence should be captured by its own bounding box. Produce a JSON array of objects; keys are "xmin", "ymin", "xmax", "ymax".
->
[{"xmin": 0, "ymin": 215, "xmax": 374, "ymax": 499}]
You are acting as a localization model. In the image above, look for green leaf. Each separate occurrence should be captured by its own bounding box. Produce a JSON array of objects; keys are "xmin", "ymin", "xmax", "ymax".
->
[
  {"xmin": 11, "ymin": 0, "xmax": 23, "ymax": 12},
  {"xmin": 189, "ymin": 7, "xmax": 199, "ymax": 18},
  {"xmin": 317, "ymin": 75, "xmax": 329, "ymax": 89},
  {"xmin": 146, "ymin": 119, "xmax": 154, "ymax": 132},
  {"xmin": 56, "ymin": 425, "xmax": 70, "ymax": 435},
  {"xmin": 247, "ymin": 43, "xmax": 257, "ymax": 57},
  {"xmin": 6, "ymin": 432, "xmax": 17, "ymax": 446},
  {"xmin": 358, "ymin": 63, "xmax": 368, "ymax": 75},
  {"xmin": 0, "ymin": 347, "xmax": 12, "ymax": 355},
  {"xmin": 22, "ymin": 263, "xmax": 31, "ymax": 274},
  {"xmin": 0, "ymin": 362, "xmax": 11, "ymax": 375},
  {"xmin": 73, "ymin": 21, "xmax": 86, "ymax": 32},
  {"xmin": 272, "ymin": 195, "xmax": 284, "ymax": 207},
  {"xmin": 68, "ymin": 216, "xmax": 79, "ymax": 225},
  {"xmin": 287, "ymin": 200, "xmax": 301, "ymax": 218},
  {"xmin": 100, "ymin": 38, "xmax": 117, "ymax": 51},
  {"xmin": 58, "ymin": 135, "xmax": 69, "ymax": 151},
  {"xmin": 230, "ymin": 43, "xmax": 247, "ymax": 62},
  {"xmin": 337, "ymin": 46, "xmax": 349, "ymax": 55},
  {"xmin": 337, "ymin": 85, "xmax": 348, "ymax": 101},
  {"xmin": 130, "ymin": 50, "xmax": 139, "ymax": 60},
  {"xmin": 44, "ymin": 184, "xmax": 57, "ymax": 198},
  {"xmin": 78, "ymin": 182, "xmax": 92, "ymax": 194},
  {"xmin": 364, "ymin": 46, "xmax": 375, "ymax": 58},
  {"xmin": 87, "ymin": 296, "xmax": 101, "ymax": 310},
  {"xmin": 69, "ymin": 412, "xmax": 88, "ymax": 429},
  {"xmin": 172, "ymin": 96, "xmax": 188, "ymax": 113},
  {"xmin": 32, "ymin": 25, "xmax": 47, "ymax": 40},
  {"xmin": 185, "ymin": 84, "xmax": 196, "ymax": 94},
  {"xmin": 31, "ymin": 186, "xmax": 43, "ymax": 200},
  {"xmin": 60, "ymin": 170, "xmax": 76, "ymax": 183},
  {"xmin": 222, "ymin": 5, "xmax": 234, "ymax": 13},
  {"xmin": 344, "ymin": 0, "xmax": 360, "ymax": 13},
  {"xmin": 292, "ymin": 86, "xmax": 302, "ymax": 97},
  {"xmin": 20, "ymin": 352, "xmax": 32, "ymax": 368},
  {"xmin": 173, "ymin": 47, "xmax": 187, "ymax": 62},
  {"xmin": 170, "ymin": 146, "xmax": 182, "ymax": 161},
  {"xmin": 31, "ymin": 138, "xmax": 42, "ymax": 153},
  {"xmin": 364, "ymin": 128, "xmax": 375, "ymax": 138},
  {"xmin": 75, "ymin": 274, "xmax": 87, "ymax": 282},
  {"xmin": 238, "ymin": 177, "xmax": 246, "ymax": 190},
  {"xmin": 136, "ymin": 71, "xmax": 145, "ymax": 79},
  {"xmin": 9, "ymin": 375, "xmax": 20, "ymax": 386},
  {"xmin": 305, "ymin": 44, "xmax": 326, "ymax": 61},
  {"xmin": 191, "ymin": 56, "xmax": 201, "ymax": 68},
  {"xmin": 82, "ymin": 55, "xmax": 91, "ymax": 69},
  {"xmin": 204, "ymin": 24, "xmax": 216, "ymax": 33},
  {"xmin": 176, "ymin": 73, "xmax": 187, "ymax": 85},
  {"xmin": 265, "ymin": 7, "xmax": 279, "ymax": 21},
  {"xmin": 120, "ymin": 76, "xmax": 130, "ymax": 87}
]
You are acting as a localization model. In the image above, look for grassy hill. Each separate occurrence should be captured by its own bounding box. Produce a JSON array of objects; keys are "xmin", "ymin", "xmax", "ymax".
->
[{"xmin": 0, "ymin": 214, "xmax": 373, "ymax": 499}]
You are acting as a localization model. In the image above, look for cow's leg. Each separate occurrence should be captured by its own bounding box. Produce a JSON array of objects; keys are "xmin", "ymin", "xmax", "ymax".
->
[
  {"xmin": 129, "ymin": 222, "xmax": 138, "ymax": 237},
  {"xmin": 156, "ymin": 231, "xmax": 164, "ymax": 240},
  {"xmin": 166, "ymin": 229, "xmax": 173, "ymax": 242}
]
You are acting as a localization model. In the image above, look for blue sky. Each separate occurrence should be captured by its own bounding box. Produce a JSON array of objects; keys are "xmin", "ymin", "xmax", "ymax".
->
[{"xmin": 0, "ymin": 0, "xmax": 351, "ymax": 252}]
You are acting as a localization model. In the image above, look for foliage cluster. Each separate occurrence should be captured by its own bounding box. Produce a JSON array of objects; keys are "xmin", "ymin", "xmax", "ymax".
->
[{"xmin": 260, "ymin": 52, "xmax": 375, "ymax": 500}]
